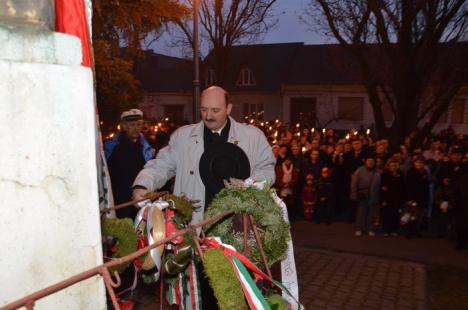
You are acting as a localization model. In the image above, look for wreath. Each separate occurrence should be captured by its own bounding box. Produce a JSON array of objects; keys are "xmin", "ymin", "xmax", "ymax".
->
[
  {"xmin": 204, "ymin": 186, "xmax": 290, "ymax": 266},
  {"xmin": 101, "ymin": 218, "xmax": 138, "ymax": 273}
]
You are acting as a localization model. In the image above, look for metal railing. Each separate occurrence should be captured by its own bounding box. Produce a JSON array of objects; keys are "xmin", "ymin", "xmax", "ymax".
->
[{"xmin": 0, "ymin": 197, "xmax": 234, "ymax": 310}]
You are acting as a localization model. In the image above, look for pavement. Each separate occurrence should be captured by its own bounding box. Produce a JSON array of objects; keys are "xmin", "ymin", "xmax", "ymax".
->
[
  {"xmin": 295, "ymin": 247, "xmax": 426, "ymax": 310},
  {"xmin": 132, "ymin": 220, "xmax": 468, "ymax": 309},
  {"xmin": 291, "ymin": 220, "xmax": 468, "ymax": 270}
]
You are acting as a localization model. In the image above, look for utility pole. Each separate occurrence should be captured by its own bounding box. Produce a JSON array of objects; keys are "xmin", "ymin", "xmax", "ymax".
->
[{"xmin": 192, "ymin": 0, "xmax": 200, "ymax": 123}]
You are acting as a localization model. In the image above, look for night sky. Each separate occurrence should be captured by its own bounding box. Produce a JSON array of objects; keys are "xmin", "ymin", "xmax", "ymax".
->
[{"xmin": 149, "ymin": 0, "xmax": 331, "ymax": 58}]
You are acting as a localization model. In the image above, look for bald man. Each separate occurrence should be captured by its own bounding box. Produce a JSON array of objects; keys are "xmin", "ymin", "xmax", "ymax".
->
[{"xmin": 132, "ymin": 85, "xmax": 275, "ymax": 224}]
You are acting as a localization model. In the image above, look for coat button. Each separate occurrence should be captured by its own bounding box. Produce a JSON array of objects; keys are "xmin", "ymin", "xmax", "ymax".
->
[{"xmin": 190, "ymin": 170, "xmax": 194, "ymax": 175}]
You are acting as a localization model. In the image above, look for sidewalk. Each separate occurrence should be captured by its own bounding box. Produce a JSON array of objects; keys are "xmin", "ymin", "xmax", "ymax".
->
[
  {"xmin": 134, "ymin": 220, "xmax": 468, "ymax": 309},
  {"xmin": 291, "ymin": 220, "xmax": 468, "ymax": 270},
  {"xmin": 295, "ymin": 247, "xmax": 427, "ymax": 310}
]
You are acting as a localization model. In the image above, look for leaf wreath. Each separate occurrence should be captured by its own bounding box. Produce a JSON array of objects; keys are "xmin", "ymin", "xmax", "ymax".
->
[{"xmin": 204, "ymin": 186, "xmax": 290, "ymax": 266}]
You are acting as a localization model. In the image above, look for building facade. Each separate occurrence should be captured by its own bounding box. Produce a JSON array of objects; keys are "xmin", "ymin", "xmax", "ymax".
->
[{"xmin": 136, "ymin": 43, "xmax": 468, "ymax": 133}]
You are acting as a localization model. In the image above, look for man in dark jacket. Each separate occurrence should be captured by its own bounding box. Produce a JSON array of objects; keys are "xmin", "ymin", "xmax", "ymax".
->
[
  {"xmin": 453, "ymin": 166, "xmax": 468, "ymax": 250},
  {"xmin": 315, "ymin": 167, "xmax": 334, "ymax": 224},
  {"xmin": 104, "ymin": 109, "xmax": 154, "ymax": 219},
  {"xmin": 405, "ymin": 156, "xmax": 430, "ymax": 238}
]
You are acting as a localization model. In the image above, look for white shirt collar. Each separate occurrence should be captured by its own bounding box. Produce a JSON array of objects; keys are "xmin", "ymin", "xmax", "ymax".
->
[{"xmin": 212, "ymin": 120, "xmax": 228, "ymax": 135}]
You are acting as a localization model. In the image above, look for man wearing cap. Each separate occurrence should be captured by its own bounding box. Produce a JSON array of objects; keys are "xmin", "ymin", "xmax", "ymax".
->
[{"xmin": 104, "ymin": 108, "xmax": 154, "ymax": 219}]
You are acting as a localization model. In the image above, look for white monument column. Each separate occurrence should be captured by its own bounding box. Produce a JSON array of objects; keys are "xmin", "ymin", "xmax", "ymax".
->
[{"xmin": 0, "ymin": 2, "xmax": 106, "ymax": 309}]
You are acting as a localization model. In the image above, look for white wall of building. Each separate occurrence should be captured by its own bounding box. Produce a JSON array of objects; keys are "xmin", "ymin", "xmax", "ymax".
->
[{"xmin": 283, "ymin": 85, "xmax": 468, "ymax": 134}]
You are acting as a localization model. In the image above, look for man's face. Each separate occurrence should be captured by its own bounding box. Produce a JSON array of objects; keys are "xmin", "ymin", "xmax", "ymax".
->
[
  {"xmin": 310, "ymin": 151, "xmax": 319, "ymax": 161},
  {"xmin": 376, "ymin": 144, "xmax": 385, "ymax": 154},
  {"xmin": 291, "ymin": 145, "xmax": 300, "ymax": 155},
  {"xmin": 388, "ymin": 162, "xmax": 398, "ymax": 172},
  {"xmin": 450, "ymin": 152, "xmax": 462, "ymax": 163},
  {"xmin": 365, "ymin": 158, "xmax": 375, "ymax": 169},
  {"xmin": 352, "ymin": 140, "xmax": 362, "ymax": 152},
  {"xmin": 344, "ymin": 143, "xmax": 351, "ymax": 152},
  {"xmin": 121, "ymin": 120, "xmax": 143, "ymax": 140},
  {"xmin": 279, "ymin": 146, "xmax": 288, "ymax": 156},
  {"xmin": 272, "ymin": 147, "xmax": 280, "ymax": 157},
  {"xmin": 200, "ymin": 88, "xmax": 232, "ymax": 131},
  {"xmin": 414, "ymin": 160, "xmax": 424, "ymax": 170},
  {"xmin": 311, "ymin": 139, "xmax": 319, "ymax": 150}
]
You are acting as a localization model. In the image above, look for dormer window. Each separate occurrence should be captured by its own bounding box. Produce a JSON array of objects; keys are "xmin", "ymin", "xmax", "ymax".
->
[
  {"xmin": 205, "ymin": 68, "xmax": 216, "ymax": 86},
  {"xmin": 236, "ymin": 67, "xmax": 256, "ymax": 86}
]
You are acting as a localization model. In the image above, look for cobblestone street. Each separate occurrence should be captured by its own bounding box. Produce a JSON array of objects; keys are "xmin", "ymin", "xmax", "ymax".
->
[{"xmin": 295, "ymin": 247, "xmax": 427, "ymax": 310}]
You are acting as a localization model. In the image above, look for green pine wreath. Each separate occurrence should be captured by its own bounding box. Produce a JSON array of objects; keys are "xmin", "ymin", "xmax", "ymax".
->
[
  {"xmin": 204, "ymin": 186, "xmax": 290, "ymax": 266},
  {"xmin": 102, "ymin": 218, "xmax": 138, "ymax": 273}
]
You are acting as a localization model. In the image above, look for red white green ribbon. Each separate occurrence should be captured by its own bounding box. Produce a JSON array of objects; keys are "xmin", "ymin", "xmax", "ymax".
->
[{"xmin": 203, "ymin": 237, "xmax": 303, "ymax": 310}]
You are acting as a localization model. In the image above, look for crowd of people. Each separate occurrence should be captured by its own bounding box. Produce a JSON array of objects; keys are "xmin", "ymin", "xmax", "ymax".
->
[
  {"xmin": 104, "ymin": 103, "xmax": 468, "ymax": 253},
  {"xmin": 269, "ymin": 125, "xmax": 468, "ymax": 250}
]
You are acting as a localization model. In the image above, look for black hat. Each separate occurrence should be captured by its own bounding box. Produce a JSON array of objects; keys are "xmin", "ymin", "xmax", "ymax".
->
[{"xmin": 199, "ymin": 142, "xmax": 251, "ymax": 192}]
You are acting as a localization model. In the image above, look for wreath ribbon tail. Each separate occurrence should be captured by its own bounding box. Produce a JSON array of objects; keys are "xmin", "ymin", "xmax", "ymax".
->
[
  {"xmin": 271, "ymin": 192, "xmax": 302, "ymax": 310},
  {"xmin": 204, "ymin": 237, "xmax": 303, "ymax": 310},
  {"xmin": 166, "ymin": 260, "xmax": 201, "ymax": 310},
  {"xmin": 230, "ymin": 255, "xmax": 271, "ymax": 310}
]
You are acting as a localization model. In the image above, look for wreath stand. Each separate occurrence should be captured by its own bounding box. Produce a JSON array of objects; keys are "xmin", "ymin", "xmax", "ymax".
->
[{"xmin": 102, "ymin": 189, "xmax": 298, "ymax": 310}]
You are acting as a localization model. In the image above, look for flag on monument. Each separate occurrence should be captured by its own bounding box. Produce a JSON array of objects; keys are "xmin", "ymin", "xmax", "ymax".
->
[{"xmin": 55, "ymin": 0, "xmax": 92, "ymax": 67}]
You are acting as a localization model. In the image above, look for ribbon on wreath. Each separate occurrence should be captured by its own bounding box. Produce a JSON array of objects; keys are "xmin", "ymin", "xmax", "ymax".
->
[
  {"xmin": 134, "ymin": 199, "xmax": 172, "ymax": 280},
  {"xmin": 202, "ymin": 237, "xmax": 303, "ymax": 310},
  {"xmin": 244, "ymin": 179, "xmax": 300, "ymax": 308}
]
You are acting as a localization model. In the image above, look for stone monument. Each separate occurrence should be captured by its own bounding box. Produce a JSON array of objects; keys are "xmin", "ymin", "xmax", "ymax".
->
[{"xmin": 0, "ymin": 1, "xmax": 106, "ymax": 308}]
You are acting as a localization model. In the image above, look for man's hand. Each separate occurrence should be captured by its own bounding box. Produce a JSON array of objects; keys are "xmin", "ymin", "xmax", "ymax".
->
[
  {"xmin": 133, "ymin": 188, "xmax": 150, "ymax": 201},
  {"xmin": 223, "ymin": 178, "xmax": 245, "ymax": 187}
]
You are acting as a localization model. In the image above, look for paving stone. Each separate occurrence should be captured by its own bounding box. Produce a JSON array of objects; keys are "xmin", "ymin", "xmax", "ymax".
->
[{"xmin": 311, "ymin": 298, "xmax": 327, "ymax": 307}]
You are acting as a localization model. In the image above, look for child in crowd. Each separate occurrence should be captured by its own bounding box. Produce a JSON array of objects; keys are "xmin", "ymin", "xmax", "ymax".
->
[
  {"xmin": 315, "ymin": 167, "xmax": 334, "ymax": 225},
  {"xmin": 302, "ymin": 173, "xmax": 316, "ymax": 221}
]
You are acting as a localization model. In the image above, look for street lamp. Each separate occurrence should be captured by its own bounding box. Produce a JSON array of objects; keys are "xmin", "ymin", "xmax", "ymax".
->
[{"xmin": 192, "ymin": 0, "xmax": 200, "ymax": 123}]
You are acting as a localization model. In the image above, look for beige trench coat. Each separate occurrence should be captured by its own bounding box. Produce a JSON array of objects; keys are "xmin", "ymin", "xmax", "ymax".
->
[{"xmin": 133, "ymin": 116, "xmax": 276, "ymax": 225}]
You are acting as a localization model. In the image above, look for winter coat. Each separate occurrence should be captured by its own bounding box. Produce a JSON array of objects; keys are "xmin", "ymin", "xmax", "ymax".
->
[
  {"xmin": 316, "ymin": 176, "xmax": 334, "ymax": 204},
  {"xmin": 380, "ymin": 170, "xmax": 406, "ymax": 208},
  {"xmin": 406, "ymin": 167, "xmax": 430, "ymax": 209},
  {"xmin": 104, "ymin": 133, "xmax": 154, "ymax": 162},
  {"xmin": 133, "ymin": 116, "xmax": 275, "ymax": 225},
  {"xmin": 104, "ymin": 133, "xmax": 154, "ymax": 210},
  {"xmin": 350, "ymin": 166, "xmax": 381, "ymax": 205}
]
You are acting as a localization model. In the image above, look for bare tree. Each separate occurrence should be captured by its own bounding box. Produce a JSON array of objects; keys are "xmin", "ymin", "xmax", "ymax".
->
[
  {"xmin": 303, "ymin": 0, "xmax": 467, "ymax": 145},
  {"xmin": 175, "ymin": 0, "xmax": 279, "ymax": 86}
]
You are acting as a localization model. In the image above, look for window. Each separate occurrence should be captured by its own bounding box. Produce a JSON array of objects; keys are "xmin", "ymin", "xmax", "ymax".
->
[
  {"xmin": 205, "ymin": 68, "xmax": 216, "ymax": 86},
  {"xmin": 451, "ymin": 98, "xmax": 465, "ymax": 124},
  {"xmin": 338, "ymin": 97, "xmax": 364, "ymax": 121},
  {"xmin": 236, "ymin": 67, "xmax": 256, "ymax": 86}
]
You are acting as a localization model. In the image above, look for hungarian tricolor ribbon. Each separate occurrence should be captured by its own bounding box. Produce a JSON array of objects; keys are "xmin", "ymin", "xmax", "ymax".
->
[{"xmin": 202, "ymin": 237, "xmax": 303, "ymax": 310}]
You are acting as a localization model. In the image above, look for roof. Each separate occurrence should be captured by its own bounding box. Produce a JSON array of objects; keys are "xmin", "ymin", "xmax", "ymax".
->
[
  {"xmin": 284, "ymin": 44, "xmax": 363, "ymax": 85},
  {"xmin": 204, "ymin": 42, "xmax": 304, "ymax": 91},
  {"xmin": 134, "ymin": 42, "xmax": 468, "ymax": 93},
  {"xmin": 133, "ymin": 51, "xmax": 193, "ymax": 93}
]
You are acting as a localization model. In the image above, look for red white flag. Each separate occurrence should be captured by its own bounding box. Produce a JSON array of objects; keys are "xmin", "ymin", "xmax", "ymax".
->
[{"xmin": 55, "ymin": 0, "xmax": 92, "ymax": 67}]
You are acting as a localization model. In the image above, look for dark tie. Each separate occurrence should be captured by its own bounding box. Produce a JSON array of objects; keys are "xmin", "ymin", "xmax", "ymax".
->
[{"xmin": 212, "ymin": 132, "xmax": 221, "ymax": 143}]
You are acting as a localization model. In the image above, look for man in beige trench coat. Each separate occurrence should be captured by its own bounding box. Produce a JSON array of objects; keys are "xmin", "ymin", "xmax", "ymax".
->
[{"xmin": 132, "ymin": 85, "xmax": 276, "ymax": 225}]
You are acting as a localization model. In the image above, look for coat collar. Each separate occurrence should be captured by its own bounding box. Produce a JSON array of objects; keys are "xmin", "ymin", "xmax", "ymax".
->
[{"xmin": 189, "ymin": 116, "xmax": 240, "ymax": 145}]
